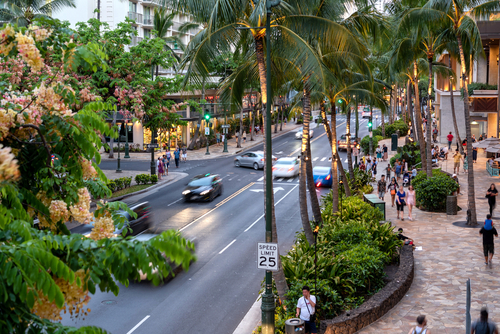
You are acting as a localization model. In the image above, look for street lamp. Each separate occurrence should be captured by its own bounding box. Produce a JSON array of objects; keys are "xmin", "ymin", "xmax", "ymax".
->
[
  {"xmin": 313, "ymin": 224, "xmax": 319, "ymax": 295},
  {"xmin": 116, "ymin": 122, "xmax": 122, "ymax": 173},
  {"xmin": 204, "ymin": 111, "xmax": 211, "ymax": 155},
  {"xmin": 124, "ymin": 120, "xmax": 130, "ymax": 158},
  {"xmin": 375, "ymin": 115, "xmax": 379, "ymax": 130},
  {"xmin": 339, "ymin": 179, "xmax": 343, "ymax": 221}
]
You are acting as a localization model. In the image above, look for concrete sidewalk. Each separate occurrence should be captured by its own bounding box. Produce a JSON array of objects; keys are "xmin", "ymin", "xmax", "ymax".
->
[
  {"xmin": 100, "ymin": 122, "xmax": 304, "ymax": 162},
  {"xmin": 358, "ymin": 137, "xmax": 500, "ymax": 333}
]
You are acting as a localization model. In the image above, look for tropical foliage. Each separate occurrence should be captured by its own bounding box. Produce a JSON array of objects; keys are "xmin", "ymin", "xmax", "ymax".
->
[{"xmin": 412, "ymin": 169, "xmax": 458, "ymax": 211}]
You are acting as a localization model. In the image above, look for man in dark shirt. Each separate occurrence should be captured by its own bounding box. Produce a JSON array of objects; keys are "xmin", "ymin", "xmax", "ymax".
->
[
  {"xmin": 397, "ymin": 228, "xmax": 413, "ymax": 245},
  {"xmin": 480, "ymin": 226, "xmax": 498, "ymax": 265}
]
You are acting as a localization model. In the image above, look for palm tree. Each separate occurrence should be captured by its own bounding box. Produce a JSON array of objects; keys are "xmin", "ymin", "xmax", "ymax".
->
[{"xmin": 0, "ymin": 0, "xmax": 75, "ymax": 26}]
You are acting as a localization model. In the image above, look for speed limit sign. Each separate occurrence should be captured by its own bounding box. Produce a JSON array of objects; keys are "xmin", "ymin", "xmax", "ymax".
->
[{"xmin": 257, "ymin": 242, "xmax": 279, "ymax": 271}]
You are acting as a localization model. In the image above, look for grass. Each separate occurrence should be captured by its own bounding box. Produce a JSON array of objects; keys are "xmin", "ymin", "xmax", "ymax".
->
[{"xmin": 107, "ymin": 184, "xmax": 155, "ymax": 198}]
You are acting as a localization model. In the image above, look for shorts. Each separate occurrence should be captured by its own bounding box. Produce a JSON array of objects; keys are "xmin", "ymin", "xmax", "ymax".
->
[
  {"xmin": 396, "ymin": 202, "xmax": 405, "ymax": 211},
  {"xmin": 182, "ymin": 154, "xmax": 187, "ymax": 158},
  {"xmin": 378, "ymin": 191, "xmax": 385, "ymax": 198},
  {"xmin": 484, "ymin": 244, "xmax": 495, "ymax": 257},
  {"xmin": 217, "ymin": 138, "xmax": 220, "ymax": 143},
  {"xmin": 305, "ymin": 320, "xmax": 317, "ymax": 334},
  {"xmin": 454, "ymin": 162, "xmax": 460, "ymax": 168},
  {"xmin": 396, "ymin": 172, "xmax": 400, "ymax": 178}
]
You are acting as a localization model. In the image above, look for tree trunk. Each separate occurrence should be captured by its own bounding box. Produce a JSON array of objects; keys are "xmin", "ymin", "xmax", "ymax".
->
[
  {"xmin": 337, "ymin": 151, "xmax": 351, "ymax": 197},
  {"xmin": 300, "ymin": 86, "xmax": 315, "ymax": 245},
  {"xmin": 388, "ymin": 91, "xmax": 394, "ymax": 124},
  {"xmin": 304, "ymin": 89, "xmax": 322, "ymax": 224},
  {"xmin": 448, "ymin": 56, "xmax": 462, "ymax": 154},
  {"xmin": 254, "ymin": 34, "xmax": 288, "ymax": 300},
  {"xmin": 237, "ymin": 108, "xmax": 243, "ymax": 148},
  {"xmin": 426, "ymin": 59, "xmax": 433, "ymax": 177},
  {"xmin": 413, "ymin": 61, "xmax": 427, "ymax": 169},
  {"xmin": 407, "ymin": 80, "xmax": 415, "ymax": 140},
  {"xmin": 321, "ymin": 101, "xmax": 338, "ymax": 213},
  {"xmin": 381, "ymin": 109, "xmax": 386, "ymax": 137},
  {"xmin": 274, "ymin": 104, "xmax": 278, "ymax": 133},
  {"xmin": 369, "ymin": 105, "xmax": 373, "ymax": 156},
  {"xmin": 108, "ymin": 110, "xmax": 116, "ymax": 158},
  {"xmin": 251, "ymin": 107, "xmax": 255, "ymax": 141},
  {"xmin": 457, "ymin": 36, "xmax": 477, "ymax": 225},
  {"xmin": 345, "ymin": 102, "xmax": 354, "ymax": 181},
  {"xmin": 355, "ymin": 98, "xmax": 359, "ymax": 142},
  {"xmin": 188, "ymin": 82, "xmax": 205, "ymax": 150}
]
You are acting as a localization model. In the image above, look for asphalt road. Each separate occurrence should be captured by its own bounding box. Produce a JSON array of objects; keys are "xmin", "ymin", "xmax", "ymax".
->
[{"xmin": 61, "ymin": 113, "xmax": 378, "ymax": 333}]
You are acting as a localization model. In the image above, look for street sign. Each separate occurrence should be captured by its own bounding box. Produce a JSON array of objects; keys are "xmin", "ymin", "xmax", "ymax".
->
[
  {"xmin": 257, "ymin": 242, "xmax": 279, "ymax": 271},
  {"xmin": 205, "ymin": 127, "xmax": 210, "ymax": 135},
  {"xmin": 146, "ymin": 144, "xmax": 159, "ymax": 148},
  {"xmin": 221, "ymin": 125, "xmax": 230, "ymax": 128}
]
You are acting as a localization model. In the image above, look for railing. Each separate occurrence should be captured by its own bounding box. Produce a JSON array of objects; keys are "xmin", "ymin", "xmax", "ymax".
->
[
  {"xmin": 141, "ymin": 0, "xmax": 160, "ymax": 5},
  {"xmin": 143, "ymin": 15, "xmax": 154, "ymax": 26},
  {"xmin": 130, "ymin": 36, "xmax": 143, "ymax": 46},
  {"xmin": 128, "ymin": 12, "xmax": 143, "ymax": 23},
  {"xmin": 486, "ymin": 162, "xmax": 499, "ymax": 176}
]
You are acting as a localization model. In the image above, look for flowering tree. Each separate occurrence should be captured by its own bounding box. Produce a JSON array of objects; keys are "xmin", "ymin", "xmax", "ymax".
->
[{"xmin": 0, "ymin": 20, "xmax": 195, "ymax": 332}]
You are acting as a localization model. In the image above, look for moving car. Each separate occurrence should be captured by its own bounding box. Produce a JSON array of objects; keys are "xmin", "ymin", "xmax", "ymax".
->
[
  {"xmin": 361, "ymin": 108, "xmax": 371, "ymax": 119},
  {"xmin": 337, "ymin": 134, "xmax": 357, "ymax": 151},
  {"xmin": 70, "ymin": 202, "xmax": 152, "ymax": 237},
  {"xmin": 234, "ymin": 151, "xmax": 277, "ymax": 170},
  {"xmin": 295, "ymin": 127, "xmax": 314, "ymax": 140},
  {"xmin": 182, "ymin": 174, "xmax": 223, "ymax": 202},
  {"xmin": 313, "ymin": 167, "xmax": 333, "ymax": 187},
  {"xmin": 273, "ymin": 157, "xmax": 300, "ymax": 178}
]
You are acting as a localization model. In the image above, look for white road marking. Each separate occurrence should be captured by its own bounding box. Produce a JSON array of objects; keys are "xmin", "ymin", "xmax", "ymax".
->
[
  {"xmin": 126, "ymin": 315, "xmax": 150, "ymax": 334},
  {"xmin": 287, "ymin": 178, "xmax": 293, "ymax": 182},
  {"xmin": 257, "ymin": 176, "xmax": 264, "ymax": 181},
  {"xmin": 250, "ymin": 189, "xmax": 264, "ymax": 193},
  {"xmin": 219, "ymin": 239, "xmax": 237, "ymax": 254},
  {"xmin": 344, "ymin": 158, "xmax": 348, "ymax": 163},
  {"xmin": 313, "ymin": 157, "xmax": 319, "ymax": 161},
  {"xmin": 320, "ymin": 157, "xmax": 326, "ymax": 161},
  {"xmin": 277, "ymin": 178, "xmax": 284, "ymax": 182},
  {"xmin": 167, "ymin": 198, "xmax": 183, "ymax": 206},
  {"xmin": 243, "ymin": 184, "xmax": 299, "ymax": 232}
]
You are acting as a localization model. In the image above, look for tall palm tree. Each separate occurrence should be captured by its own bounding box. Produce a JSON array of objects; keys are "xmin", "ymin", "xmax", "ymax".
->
[{"xmin": 0, "ymin": 0, "xmax": 75, "ymax": 26}]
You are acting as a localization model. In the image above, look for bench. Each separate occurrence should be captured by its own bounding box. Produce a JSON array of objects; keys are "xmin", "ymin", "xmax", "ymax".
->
[{"xmin": 486, "ymin": 162, "xmax": 499, "ymax": 176}]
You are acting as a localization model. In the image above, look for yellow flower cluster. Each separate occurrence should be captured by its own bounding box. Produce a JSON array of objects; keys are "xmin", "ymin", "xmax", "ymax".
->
[
  {"xmin": 0, "ymin": 108, "xmax": 16, "ymax": 140},
  {"xmin": 31, "ymin": 191, "xmax": 52, "ymax": 229},
  {"xmin": 49, "ymin": 200, "xmax": 70, "ymax": 224},
  {"xmin": 15, "ymin": 32, "xmax": 43, "ymax": 72},
  {"xmin": 69, "ymin": 188, "xmax": 93, "ymax": 224},
  {"xmin": 0, "ymin": 25, "xmax": 15, "ymax": 56},
  {"xmin": 29, "ymin": 25, "xmax": 51, "ymax": 42},
  {"xmin": 89, "ymin": 213, "xmax": 115, "ymax": 240},
  {"xmin": 0, "ymin": 144, "xmax": 20, "ymax": 182},
  {"xmin": 35, "ymin": 82, "xmax": 73, "ymax": 116},
  {"xmin": 81, "ymin": 158, "xmax": 97, "ymax": 180}
]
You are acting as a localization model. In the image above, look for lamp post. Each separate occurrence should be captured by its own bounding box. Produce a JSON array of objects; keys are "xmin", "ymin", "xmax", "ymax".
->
[
  {"xmin": 205, "ymin": 110, "xmax": 211, "ymax": 155},
  {"xmin": 150, "ymin": 129, "xmax": 156, "ymax": 175},
  {"xmin": 223, "ymin": 124, "xmax": 229, "ymax": 153},
  {"xmin": 124, "ymin": 120, "xmax": 130, "ymax": 158},
  {"xmin": 116, "ymin": 122, "xmax": 122, "ymax": 173},
  {"xmin": 375, "ymin": 115, "xmax": 379, "ymax": 130},
  {"xmin": 313, "ymin": 225, "xmax": 319, "ymax": 295},
  {"xmin": 339, "ymin": 179, "xmax": 343, "ymax": 221}
]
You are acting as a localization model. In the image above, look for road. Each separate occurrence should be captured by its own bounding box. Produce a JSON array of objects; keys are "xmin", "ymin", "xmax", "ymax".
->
[{"xmin": 62, "ymin": 112, "xmax": 379, "ymax": 333}]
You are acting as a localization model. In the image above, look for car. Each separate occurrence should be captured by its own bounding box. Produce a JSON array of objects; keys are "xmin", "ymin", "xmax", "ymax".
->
[
  {"xmin": 337, "ymin": 134, "xmax": 357, "ymax": 151},
  {"xmin": 362, "ymin": 108, "xmax": 371, "ymax": 119},
  {"xmin": 234, "ymin": 151, "xmax": 277, "ymax": 170},
  {"xmin": 182, "ymin": 174, "xmax": 223, "ymax": 202},
  {"xmin": 273, "ymin": 157, "xmax": 300, "ymax": 178},
  {"xmin": 313, "ymin": 166, "xmax": 333, "ymax": 187},
  {"xmin": 295, "ymin": 127, "xmax": 314, "ymax": 140},
  {"xmin": 70, "ymin": 202, "xmax": 152, "ymax": 237}
]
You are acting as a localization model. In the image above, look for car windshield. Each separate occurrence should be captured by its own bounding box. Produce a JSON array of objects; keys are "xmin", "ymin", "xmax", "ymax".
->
[
  {"xmin": 189, "ymin": 176, "xmax": 213, "ymax": 186},
  {"xmin": 276, "ymin": 160, "xmax": 295, "ymax": 165},
  {"xmin": 313, "ymin": 167, "xmax": 331, "ymax": 174}
]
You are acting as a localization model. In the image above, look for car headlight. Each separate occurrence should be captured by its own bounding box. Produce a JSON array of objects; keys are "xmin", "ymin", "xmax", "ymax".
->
[
  {"xmin": 182, "ymin": 190, "xmax": 191, "ymax": 195},
  {"xmin": 200, "ymin": 190, "xmax": 210, "ymax": 195}
]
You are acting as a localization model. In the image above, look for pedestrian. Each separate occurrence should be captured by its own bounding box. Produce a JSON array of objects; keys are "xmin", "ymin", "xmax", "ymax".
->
[
  {"xmin": 411, "ymin": 166, "xmax": 417, "ymax": 180},
  {"xmin": 182, "ymin": 145, "xmax": 187, "ymax": 162},
  {"xmin": 479, "ymin": 220, "xmax": 499, "ymax": 265},
  {"xmin": 386, "ymin": 164, "xmax": 391, "ymax": 180},
  {"xmin": 407, "ymin": 185, "xmax": 416, "ymax": 221},
  {"xmin": 473, "ymin": 146, "xmax": 478, "ymax": 163},
  {"xmin": 162, "ymin": 155, "xmax": 167, "ymax": 176},
  {"xmin": 453, "ymin": 149, "xmax": 462, "ymax": 174},
  {"xmin": 447, "ymin": 131, "xmax": 453, "ymax": 149},
  {"xmin": 221, "ymin": 133, "xmax": 225, "ymax": 145},
  {"xmin": 452, "ymin": 174, "xmax": 460, "ymax": 195},
  {"xmin": 472, "ymin": 134, "xmax": 477, "ymax": 143},
  {"xmin": 472, "ymin": 307, "xmax": 498, "ymax": 334},
  {"xmin": 156, "ymin": 157, "xmax": 163, "ymax": 180},
  {"xmin": 402, "ymin": 158, "xmax": 408, "ymax": 174},
  {"xmin": 377, "ymin": 175, "xmax": 387, "ymax": 200},
  {"xmin": 372, "ymin": 161, "xmax": 377, "ymax": 180},
  {"xmin": 243, "ymin": 130, "xmax": 247, "ymax": 143},
  {"xmin": 166, "ymin": 149, "xmax": 171, "ymax": 166},
  {"xmin": 376, "ymin": 145, "xmax": 382, "ymax": 160},
  {"xmin": 432, "ymin": 127, "xmax": 438, "ymax": 143},
  {"xmin": 383, "ymin": 144, "xmax": 388, "ymax": 161},
  {"xmin": 163, "ymin": 154, "xmax": 169, "ymax": 176},
  {"xmin": 366, "ymin": 159, "xmax": 372, "ymax": 172},
  {"xmin": 216, "ymin": 131, "xmax": 221, "ymax": 146},
  {"xmin": 174, "ymin": 147, "xmax": 180, "ymax": 168},
  {"xmin": 397, "ymin": 228, "xmax": 414, "ymax": 245},
  {"xmin": 407, "ymin": 315, "xmax": 431, "ymax": 334},
  {"xmin": 486, "ymin": 183, "xmax": 498, "ymax": 216},
  {"xmin": 395, "ymin": 161, "xmax": 402, "ymax": 182},
  {"xmin": 396, "ymin": 185, "xmax": 406, "ymax": 220},
  {"xmin": 463, "ymin": 153, "xmax": 468, "ymax": 173},
  {"xmin": 388, "ymin": 177, "xmax": 399, "ymax": 207},
  {"xmin": 296, "ymin": 286, "xmax": 317, "ymax": 334}
]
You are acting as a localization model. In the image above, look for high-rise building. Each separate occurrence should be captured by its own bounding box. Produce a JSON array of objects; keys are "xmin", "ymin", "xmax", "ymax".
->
[{"xmin": 373, "ymin": 0, "xmax": 390, "ymax": 13}]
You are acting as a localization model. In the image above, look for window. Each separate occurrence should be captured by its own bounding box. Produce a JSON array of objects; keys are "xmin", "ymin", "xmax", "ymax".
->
[
  {"xmin": 144, "ymin": 7, "xmax": 150, "ymax": 17},
  {"xmin": 129, "ymin": 1, "xmax": 137, "ymax": 12},
  {"xmin": 144, "ymin": 29, "xmax": 151, "ymax": 39}
]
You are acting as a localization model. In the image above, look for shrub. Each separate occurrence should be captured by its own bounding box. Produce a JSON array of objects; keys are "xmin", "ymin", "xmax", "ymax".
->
[
  {"xmin": 150, "ymin": 175, "xmax": 158, "ymax": 184},
  {"xmin": 384, "ymin": 120, "xmax": 409, "ymax": 138},
  {"xmin": 389, "ymin": 142, "xmax": 421, "ymax": 168},
  {"xmin": 114, "ymin": 178, "xmax": 124, "ymax": 190},
  {"xmin": 134, "ymin": 174, "xmax": 152, "ymax": 185},
  {"xmin": 107, "ymin": 180, "xmax": 116, "ymax": 192},
  {"xmin": 345, "ymin": 168, "xmax": 372, "ymax": 193},
  {"xmin": 414, "ymin": 173, "xmax": 458, "ymax": 211},
  {"xmin": 360, "ymin": 135, "xmax": 383, "ymax": 155},
  {"xmin": 135, "ymin": 174, "xmax": 143, "ymax": 185},
  {"xmin": 124, "ymin": 177, "xmax": 132, "ymax": 187}
]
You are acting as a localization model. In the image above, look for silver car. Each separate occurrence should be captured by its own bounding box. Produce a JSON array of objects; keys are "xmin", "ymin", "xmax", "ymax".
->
[{"xmin": 234, "ymin": 151, "xmax": 277, "ymax": 170}]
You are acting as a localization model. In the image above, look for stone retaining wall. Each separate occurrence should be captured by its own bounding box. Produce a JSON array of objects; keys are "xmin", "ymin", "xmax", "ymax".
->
[{"xmin": 320, "ymin": 245, "xmax": 414, "ymax": 334}]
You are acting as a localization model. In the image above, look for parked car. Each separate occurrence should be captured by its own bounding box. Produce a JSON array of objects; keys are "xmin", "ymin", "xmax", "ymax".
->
[
  {"xmin": 273, "ymin": 157, "xmax": 300, "ymax": 178},
  {"xmin": 313, "ymin": 167, "xmax": 333, "ymax": 187},
  {"xmin": 295, "ymin": 127, "xmax": 314, "ymax": 139},
  {"xmin": 70, "ymin": 202, "xmax": 152, "ymax": 237},
  {"xmin": 182, "ymin": 174, "xmax": 223, "ymax": 202},
  {"xmin": 337, "ymin": 134, "xmax": 357, "ymax": 151},
  {"xmin": 234, "ymin": 151, "xmax": 277, "ymax": 170}
]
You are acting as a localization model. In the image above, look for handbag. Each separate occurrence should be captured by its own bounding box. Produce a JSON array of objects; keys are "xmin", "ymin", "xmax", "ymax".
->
[{"xmin": 305, "ymin": 297, "xmax": 316, "ymax": 322}]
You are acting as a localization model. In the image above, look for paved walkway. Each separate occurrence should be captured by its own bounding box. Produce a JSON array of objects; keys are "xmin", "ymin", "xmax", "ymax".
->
[
  {"xmin": 99, "ymin": 123, "xmax": 304, "ymax": 162},
  {"xmin": 358, "ymin": 138, "xmax": 500, "ymax": 333}
]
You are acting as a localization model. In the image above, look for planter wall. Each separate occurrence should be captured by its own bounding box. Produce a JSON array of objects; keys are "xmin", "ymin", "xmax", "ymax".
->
[{"xmin": 320, "ymin": 245, "xmax": 414, "ymax": 334}]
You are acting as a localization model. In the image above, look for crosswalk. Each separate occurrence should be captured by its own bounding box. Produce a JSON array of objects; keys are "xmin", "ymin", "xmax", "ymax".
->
[{"xmin": 257, "ymin": 176, "xmax": 300, "ymax": 183}]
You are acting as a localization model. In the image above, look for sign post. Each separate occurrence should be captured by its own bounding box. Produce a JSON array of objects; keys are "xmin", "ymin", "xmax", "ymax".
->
[{"xmin": 222, "ymin": 125, "xmax": 230, "ymax": 153}]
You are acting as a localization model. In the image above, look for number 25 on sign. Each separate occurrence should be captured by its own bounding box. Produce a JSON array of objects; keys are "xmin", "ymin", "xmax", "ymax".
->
[{"xmin": 257, "ymin": 242, "xmax": 278, "ymax": 271}]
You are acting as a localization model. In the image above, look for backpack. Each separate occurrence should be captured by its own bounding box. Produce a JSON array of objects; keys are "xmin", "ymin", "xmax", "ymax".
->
[{"xmin": 411, "ymin": 328, "xmax": 427, "ymax": 334}]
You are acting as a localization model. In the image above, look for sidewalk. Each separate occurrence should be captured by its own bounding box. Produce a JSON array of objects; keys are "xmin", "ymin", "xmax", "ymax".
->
[
  {"xmin": 357, "ymin": 137, "xmax": 500, "ymax": 333},
  {"xmin": 100, "ymin": 123, "xmax": 304, "ymax": 162}
]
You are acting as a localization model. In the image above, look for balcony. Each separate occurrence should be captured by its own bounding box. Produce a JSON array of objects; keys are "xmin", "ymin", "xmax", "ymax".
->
[
  {"xmin": 128, "ymin": 12, "xmax": 143, "ymax": 24},
  {"xmin": 130, "ymin": 36, "xmax": 143, "ymax": 46},
  {"xmin": 143, "ymin": 15, "xmax": 154, "ymax": 26},
  {"xmin": 141, "ymin": 0, "xmax": 160, "ymax": 6}
]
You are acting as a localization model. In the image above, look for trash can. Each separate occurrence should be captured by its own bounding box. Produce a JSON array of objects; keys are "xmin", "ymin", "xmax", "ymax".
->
[
  {"xmin": 391, "ymin": 133, "xmax": 398, "ymax": 151},
  {"xmin": 447, "ymin": 195, "xmax": 457, "ymax": 215},
  {"xmin": 285, "ymin": 318, "xmax": 305, "ymax": 333}
]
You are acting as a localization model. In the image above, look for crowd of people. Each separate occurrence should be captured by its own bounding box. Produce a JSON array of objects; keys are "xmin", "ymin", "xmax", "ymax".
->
[{"xmin": 155, "ymin": 146, "xmax": 186, "ymax": 180}]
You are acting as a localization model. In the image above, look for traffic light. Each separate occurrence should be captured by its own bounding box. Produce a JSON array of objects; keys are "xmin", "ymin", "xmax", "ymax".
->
[
  {"xmin": 337, "ymin": 99, "xmax": 342, "ymax": 104},
  {"xmin": 368, "ymin": 120, "xmax": 373, "ymax": 132},
  {"xmin": 204, "ymin": 112, "xmax": 210, "ymax": 121}
]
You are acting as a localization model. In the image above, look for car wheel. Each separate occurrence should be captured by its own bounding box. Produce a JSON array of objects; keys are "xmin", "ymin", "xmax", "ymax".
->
[
  {"xmin": 235, "ymin": 160, "xmax": 241, "ymax": 167},
  {"xmin": 253, "ymin": 162, "xmax": 259, "ymax": 170}
]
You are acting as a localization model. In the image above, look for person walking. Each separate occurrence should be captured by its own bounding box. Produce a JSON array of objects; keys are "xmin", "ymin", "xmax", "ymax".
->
[
  {"xmin": 463, "ymin": 153, "xmax": 468, "ymax": 173},
  {"xmin": 447, "ymin": 131, "xmax": 453, "ymax": 149},
  {"xmin": 181, "ymin": 145, "xmax": 187, "ymax": 162},
  {"xmin": 156, "ymin": 157, "xmax": 163, "ymax": 180},
  {"xmin": 376, "ymin": 145, "xmax": 382, "ymax": 160},
  {"xmin": 163, "ymin": 154, "xmax": 169, "ymax": 176},
  {"xmin": 174, "ymin": 147, "xmax": 180, "ymax": 168},
  {"xmin": 472, "ymin": 307, "xmax": 498, "ymax": 334},
  {"xmin": 386, "ymin": 164, "xmax": 391, "ymax": 180},
  {"xmin": 486, "ymin": 184, "xmax": 499, "ymax": 216},
  {"xmin": 296, "ymin": 286, "xmax": 317, "ymax": 334},
  {"xmin": 396, "ymin": 185, "xmax": 406, "ymax": 220},
  {"xmin": 479, "ymin": 220, "xmax": 498, "ymax": 265},
  {"xmin": 377, "ymin": 175, "xmax": 387, "ymax": 200},
  {"xmin": 453, "ymin": 149, "xmax": 463, "ymax": 174},
  {"xmin": 216, "ymin": 131, "xmax": 221, "ymax": 146},
  {"xmin": 372, "ymin": 159, "xmax": 377, "ymax": 180},
  {"xmin": 407, "ymin": 185, "xmax": 416, "ymax": 221},
  {"xmin": 388, "ymin": 177, "xmax": 399, "ymax": 207},
  {"xmin": 395, "ymin": 161, "xmax": 402, "ymax": 182},
  {"xmin": 408, "ymin": 315, "xmax": 431, "ymax": 334},
  {"xmin": 161, "ymin": 155, "xmax": 167, "ymax": 176},
  {"xmin": 473, "ymin": 146, "xmax": 478, "ymax": 163},
  {"xmin": 383, "ymin": 144, "xmax": 388, "ymax": 161},
  {"xmin": 432, "ymin": 127, "xmax": 438, "ymax": 143},
  {"xmin": 243, "ymin": 130, "xmax": 247, "ymax": 143}
]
